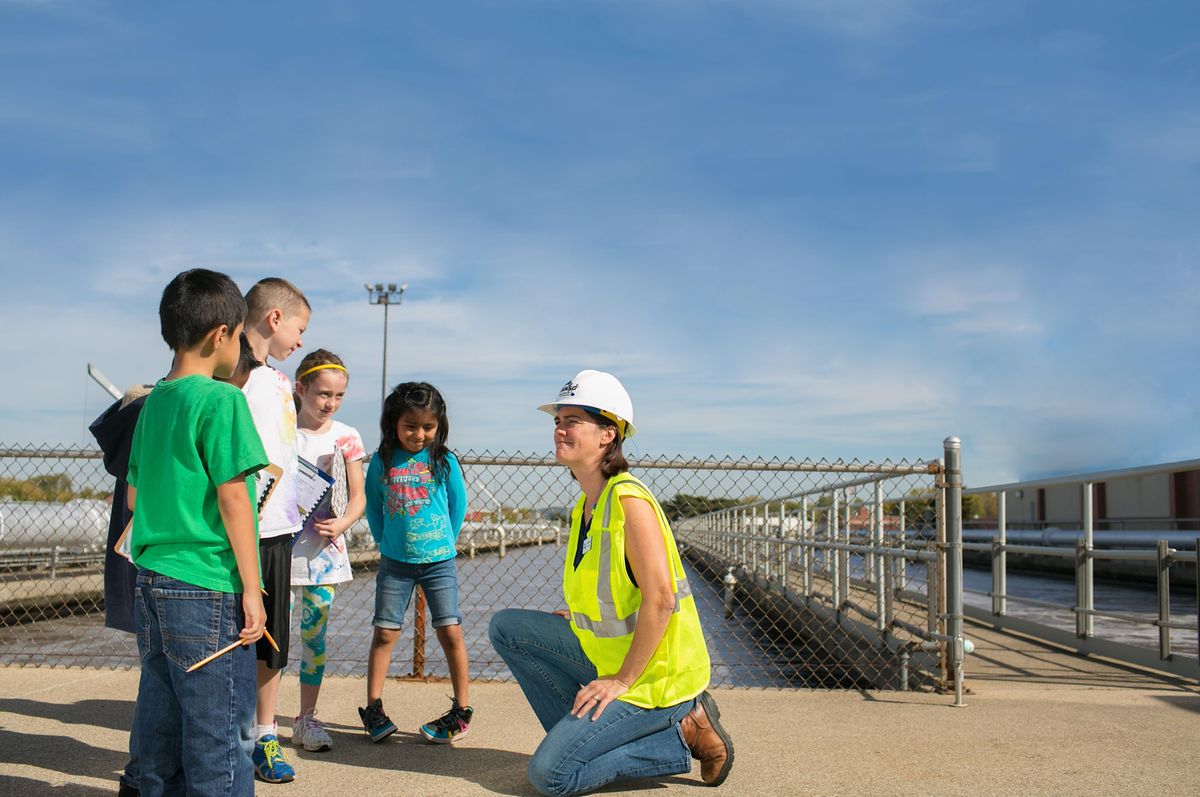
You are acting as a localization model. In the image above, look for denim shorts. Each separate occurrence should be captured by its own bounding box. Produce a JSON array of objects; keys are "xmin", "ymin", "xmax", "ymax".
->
[
  {"xmin": 373, "ymin": 555, "xmax": 461, "ymax": 630},
  {"xmin": 134, "ymin": 569, "xmax": 255, "ymax": 795}
]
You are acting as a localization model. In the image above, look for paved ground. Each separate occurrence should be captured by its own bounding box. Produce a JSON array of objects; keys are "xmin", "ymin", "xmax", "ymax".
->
[{"xmin": 2, "ymin": 619, "xmax": 1198, "ymax": 796}]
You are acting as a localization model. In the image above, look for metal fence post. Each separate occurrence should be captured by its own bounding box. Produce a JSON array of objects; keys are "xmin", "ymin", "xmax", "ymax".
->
[
  {"xmin": 411, "ymin": 586, "xmax": 427, "ymax": 678},
  {"xmin": 943, "ymin": 436, "xmax": 965, "ymax": 707},
  {"xmin": 751, "ymin": 505, "xmax": 760, "ymax": 576},
  {"xmin": 731, "ymin": 509, "xmax": 737, "ymax": 561},
  {"xmin": 993, "ymin": 489, "xmax": 1006, "ymax": 616},
  {"xmin": 839, "ymin": 488, "xmax": 851, "ymax": 608},
  {"xmin": 1082, "ymin": 481, "xmax": 1094, "ymax": 638},
  {"xmin": 1075, "ymin": 538, "xmax": 1087, "ymax": 638},
  {"xmin": 830, "ymin": 491, "xmax": 841, "ymax": 610},
  {"xmin": 873, "ymin": 480, "xmax": 885, "ymax": 632},
  {"xmin": 801, "ymin": 497, "xmax": 812, "ymax": 597},
  {"xmin": 778, "ymin": 500, "xmax": 788, "ymax": 589},
  {"xmin": 897, "ymin": 498, "xmax": 907, "ymax": 593},
  {"xmin": 1157, "ymin": 539, "xmax": 1172, "ymax": 661}
]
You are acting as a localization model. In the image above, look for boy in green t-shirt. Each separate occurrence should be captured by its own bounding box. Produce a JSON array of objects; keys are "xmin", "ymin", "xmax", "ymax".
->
[{"xmin": 127, "ymin": 268, "xmax": 269, "ymax": 797}]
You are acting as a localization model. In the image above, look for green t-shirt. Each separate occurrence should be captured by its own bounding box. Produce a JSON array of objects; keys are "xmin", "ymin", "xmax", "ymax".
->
[{"xmin": 128, "ymin": 375, "xmax": 269, "ymax": 592}]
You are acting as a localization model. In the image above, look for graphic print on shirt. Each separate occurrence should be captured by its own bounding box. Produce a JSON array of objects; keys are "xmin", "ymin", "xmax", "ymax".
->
[{"xmin": 386, "ymin": 460, "xmax": 434, "ymax": 518}]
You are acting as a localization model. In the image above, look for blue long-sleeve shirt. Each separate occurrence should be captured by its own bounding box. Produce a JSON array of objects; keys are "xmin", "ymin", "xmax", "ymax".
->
[{"xmin": 365, "ymin": 448, "xmax": 466, "ymax": 563}]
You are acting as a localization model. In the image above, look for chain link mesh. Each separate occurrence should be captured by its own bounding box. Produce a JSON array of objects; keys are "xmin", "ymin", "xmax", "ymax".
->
[{"xmin": 0, "ymin": 446, "xmax": 950, "ymax": 691}]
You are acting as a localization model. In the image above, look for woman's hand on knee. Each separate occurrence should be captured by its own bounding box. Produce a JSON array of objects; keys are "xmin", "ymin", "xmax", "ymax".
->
[{"xmin": 571, "ymin": 676, "xmax": 630, "ymax": 721}]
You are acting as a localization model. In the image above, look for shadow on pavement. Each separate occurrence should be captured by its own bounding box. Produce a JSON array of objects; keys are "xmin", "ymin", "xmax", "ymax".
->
[
  {"xmin": 0, "ymin": 774, "xmax": 115, "ymax": 796},
  {"xmin": 0, "ymin": 729, "xmax": 125, "ymax": 785},
  {"xmin": 0, "ymin": 697, "xmax": 134, "ymax": 733}
]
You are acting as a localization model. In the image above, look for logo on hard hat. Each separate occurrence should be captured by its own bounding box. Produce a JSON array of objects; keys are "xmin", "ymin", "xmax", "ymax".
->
[{"xmin": 557, "ymin": 380, "xmax": 579, "ymax": 399}]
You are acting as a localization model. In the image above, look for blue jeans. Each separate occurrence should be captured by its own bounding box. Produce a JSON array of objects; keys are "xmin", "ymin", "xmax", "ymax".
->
[
  {"xmin": 134, "ymin": 570, "xmax": 256, "ymax": 797},
  {"xmin": 119, "ymin": 701, "xmax": 139, "ymax": 792},
  {"xmin": 374, "ymin": 555, "xmax": 461, "ymax": 629},
  {"xmin": 488, "ymin": 608, "xmax": 694, "ymax": 797}
]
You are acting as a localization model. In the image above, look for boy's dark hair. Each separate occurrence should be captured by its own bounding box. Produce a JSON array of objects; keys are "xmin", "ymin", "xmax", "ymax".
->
[
  {"xmin": 233, "ymin": 332, "xmax": 262, "ymax": 378},
  {"xmin": 159, "ymin": 269, "xmax": 247, "ymax": 351},
  {"xmin": 379, "ymin": 382, "xmax": 452, "ymax": 481}
]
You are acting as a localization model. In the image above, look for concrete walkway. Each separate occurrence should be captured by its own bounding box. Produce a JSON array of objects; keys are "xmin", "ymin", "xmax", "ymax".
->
[{"xmin": 2, "ymin": 619, "xmax": 1198, "ymax": 796}]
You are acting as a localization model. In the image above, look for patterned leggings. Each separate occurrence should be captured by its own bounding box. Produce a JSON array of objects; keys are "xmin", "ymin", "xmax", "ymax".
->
[{"xmin": 292, "ymin": 585, "xmax": 337, "ymax": 687}]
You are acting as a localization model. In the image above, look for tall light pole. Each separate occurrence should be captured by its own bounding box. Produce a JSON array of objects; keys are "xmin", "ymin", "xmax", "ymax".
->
[{"xmin": 364, "ymin": 282, "xmax": 408, "ymax": 407}]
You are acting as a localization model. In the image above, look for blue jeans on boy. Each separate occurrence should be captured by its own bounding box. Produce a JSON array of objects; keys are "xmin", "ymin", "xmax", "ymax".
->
[
  {"xmin": 134, "ymin": 570, "xmax": 256, "ymax": 797},
  {"xmin": 489, "ymin": 608, "xmax": 695, "ymax": 797}
]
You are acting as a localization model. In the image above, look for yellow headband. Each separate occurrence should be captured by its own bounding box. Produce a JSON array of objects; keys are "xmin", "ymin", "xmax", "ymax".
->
[{"xmin": 296, "ymin": 363, "xmax": 347, "ymax": 381}]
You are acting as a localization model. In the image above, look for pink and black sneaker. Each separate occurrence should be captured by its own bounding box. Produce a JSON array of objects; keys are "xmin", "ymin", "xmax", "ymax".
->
[{"xmin": 419, "ymin": 698, "xmax": 473, "ymax": 744}]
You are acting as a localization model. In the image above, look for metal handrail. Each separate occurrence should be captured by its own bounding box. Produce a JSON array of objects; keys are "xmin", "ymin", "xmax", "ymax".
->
[
  {"xmin": 673, "ymin": 438, "xmax": 966, "ymax": 704},
  {"xmin": 963, "ymin": 458, "xmax": 1200, "ymax": 495}
]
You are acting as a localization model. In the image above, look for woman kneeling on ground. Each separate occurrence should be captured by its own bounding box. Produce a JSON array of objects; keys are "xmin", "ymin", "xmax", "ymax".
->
[{"xmin": 489, "ymin": 370, "xmax": 734, "ymax": 797}]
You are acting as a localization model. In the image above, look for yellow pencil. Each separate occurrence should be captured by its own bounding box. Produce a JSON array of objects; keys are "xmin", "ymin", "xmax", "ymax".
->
[
  {"xmin": 262, "ymin": 629, "xmax": 280, "ymax": 653},
  {"xmin": 186, "ymin": 638, "xmax": 248, "ymax": 673}
]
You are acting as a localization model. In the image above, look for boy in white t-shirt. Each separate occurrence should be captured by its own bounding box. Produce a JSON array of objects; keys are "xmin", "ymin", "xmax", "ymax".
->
[{"xmin": 241, "ymin": 277, "xmax": 310, "ymax": 784}]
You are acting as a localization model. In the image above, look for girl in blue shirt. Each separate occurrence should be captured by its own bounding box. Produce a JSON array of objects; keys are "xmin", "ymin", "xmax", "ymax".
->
[{"xmin": 360, "ymin": 382, "xmax": 471, "ymax": 744}]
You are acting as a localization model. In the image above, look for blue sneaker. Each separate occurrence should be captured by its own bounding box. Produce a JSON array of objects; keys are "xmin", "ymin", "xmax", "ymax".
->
[
  {"xmin": 252, "ymin": 734, "xmax": 295, "ymax": 783},
  {"xmin": 419, "ymin": 698, "xmax": 473, "ymax": 744},
  {"xmin": 359, "ymin": 698, "xmax": 397, "ymax": 743}
]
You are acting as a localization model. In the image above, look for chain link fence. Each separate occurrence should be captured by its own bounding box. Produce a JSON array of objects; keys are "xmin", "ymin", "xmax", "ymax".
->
[{"xmin": 0, "ymin": 445, "xmax": 953, "ymax": 692}]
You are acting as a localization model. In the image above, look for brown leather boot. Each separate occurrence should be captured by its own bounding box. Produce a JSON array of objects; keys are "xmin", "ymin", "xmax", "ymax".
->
[{"xmin": 680, "ymin": 691, "xmax": 734, "ymax": 786}]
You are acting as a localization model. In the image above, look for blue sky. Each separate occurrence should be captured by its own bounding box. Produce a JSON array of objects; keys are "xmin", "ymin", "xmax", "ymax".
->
[{"xmin": 1, "ymin": 1, "xmax": 1198, "ymax": 485}]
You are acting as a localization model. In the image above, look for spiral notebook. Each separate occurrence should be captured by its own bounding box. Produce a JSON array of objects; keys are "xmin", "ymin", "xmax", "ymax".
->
[
  {"xmin": 296, "ymin": 455, "xmax": 335, "ymax": 533},
  {"xmin": 256, "ymin": 463, "xmax": 284, "ymax": 516}
]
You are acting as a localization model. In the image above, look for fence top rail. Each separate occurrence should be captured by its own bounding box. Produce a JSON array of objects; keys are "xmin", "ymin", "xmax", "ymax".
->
[
  {"xmin": 1, "ymin": 446, "xmax": 941, "ymax": 475},
  {"xmin": 455, "ymin": 453, "xmax": 942, "ymax": 475},
  {"xmin": 964, "ymin": 457, "xmax": 1200, "ymax": 495},
  {"xmin": 0, "ymin": 447, "xmax": 104, "ymax": 460}
]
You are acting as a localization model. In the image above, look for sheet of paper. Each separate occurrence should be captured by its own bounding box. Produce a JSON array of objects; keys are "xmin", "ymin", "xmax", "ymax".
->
[{"xmin": 296, "ymin": 456, "xmax": 334, "ymax": 521}]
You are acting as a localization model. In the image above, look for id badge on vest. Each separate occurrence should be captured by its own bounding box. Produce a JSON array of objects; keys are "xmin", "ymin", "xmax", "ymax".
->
[{"xmin": 581, "ymin": 535, "xmax": 593, "ymax": 556}]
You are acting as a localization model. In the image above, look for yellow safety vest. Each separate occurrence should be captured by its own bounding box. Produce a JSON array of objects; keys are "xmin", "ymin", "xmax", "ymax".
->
[{"xmin": 563, "ymin": 473, "xmax": 711, "ymax": 709}]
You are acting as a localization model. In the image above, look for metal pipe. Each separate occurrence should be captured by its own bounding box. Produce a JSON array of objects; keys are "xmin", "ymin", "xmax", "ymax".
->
[
  {"xmin": 943, "ymin": 437, "xmax": 965, "ymax": 707},
  {"xmin": 777, "ymin": 501, "xmax": 787, "ymax": 588},
  {"xmin": 873, "ymin": 480, "xmax": 885, "ymax": 632},
  {"xmin": 840, "ymin": 489, "xmax": 851, "ymax": 608},
  {"xmin": 722, "ymin": 567, "xmax": 738, "ymax": 619},
  {"xmin": 1075, "ymin": 538, "xmax": 1087, "ymax": 638},
  {"xmin": 411, "ymin": 585, "xmax": 427, "ymax": 678},
  {"xmin": 1083, "ymin": 481, "xmax": 1094, "ymax": 638},
  {"xmin": 1157, "ymin": 539, "xmax": 1171, "ymax": 660},
  {"xmin": 830, "ymin": 492, "xmax": 841, "ymax": 610},
  {"xmin": 801, "ymin": 496, "xmax": 812, "ymax": 596},
  {"xmin": 994, "ymin": 489, "xmax": 1007, "ymax": 616},
  {"xmin": 963, "ymin": 456, "xmax": 1200, "ymax": 495}
]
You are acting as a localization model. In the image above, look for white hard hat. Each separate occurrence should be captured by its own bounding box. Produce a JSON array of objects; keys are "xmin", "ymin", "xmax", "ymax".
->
[{"xmin": 538, "ymin": 369, "xmax": 637, "ymax": 438}]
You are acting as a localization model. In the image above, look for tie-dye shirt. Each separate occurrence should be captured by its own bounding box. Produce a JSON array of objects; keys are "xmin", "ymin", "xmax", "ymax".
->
[
  {"xmin": 290, "ymin": 420, "xmax": 366, "ymax": 585},
  {"xmin": 241, "ymin": 365, "xmax": 301, "ymax": 539},
  {"xmin": 365, "ymin": 447, "xmax": 466, "ymax": 563}
]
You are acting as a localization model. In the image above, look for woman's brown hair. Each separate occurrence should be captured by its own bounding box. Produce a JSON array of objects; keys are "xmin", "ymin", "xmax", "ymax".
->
[{"xmin": 588, "ymin": 410, "xmax": 630, "ymax": 480}]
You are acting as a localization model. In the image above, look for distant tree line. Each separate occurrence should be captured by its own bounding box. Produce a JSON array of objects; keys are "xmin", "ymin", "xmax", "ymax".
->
[{"xmin": 0, "ymin": 473, "xmax": 107, "ymax": 502}]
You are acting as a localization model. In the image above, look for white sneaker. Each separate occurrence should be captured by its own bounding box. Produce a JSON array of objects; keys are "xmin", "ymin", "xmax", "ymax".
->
[{"xmin": 293, "ymin": 710, "xmax": 333, "ymax": 752}]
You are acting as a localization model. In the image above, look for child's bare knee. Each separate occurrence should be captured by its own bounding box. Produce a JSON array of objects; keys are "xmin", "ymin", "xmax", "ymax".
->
[
  {"xmin": 373, "ymin": 626, "xmax": 401, "ymax": 646},
  {"xmin": 435, "ymin": 623, "xmax": 464, "ymax": 646}
]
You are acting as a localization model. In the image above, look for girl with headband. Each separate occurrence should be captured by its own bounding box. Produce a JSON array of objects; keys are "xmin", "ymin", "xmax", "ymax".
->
[{"xmin": 288, "ymin": 349, "xmax": 367, "ymax": 753}]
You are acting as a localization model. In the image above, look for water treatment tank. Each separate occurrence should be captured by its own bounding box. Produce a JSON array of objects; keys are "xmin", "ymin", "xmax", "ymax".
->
[{"xmin": 0, "ymin": 498, "xmax": 110, "ymax": 551}]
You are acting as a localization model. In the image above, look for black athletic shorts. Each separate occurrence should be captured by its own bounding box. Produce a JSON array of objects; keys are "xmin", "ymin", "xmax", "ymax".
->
[{"xmin": 256, "ymin": 533, "xmax": 295, "ymax": 668}]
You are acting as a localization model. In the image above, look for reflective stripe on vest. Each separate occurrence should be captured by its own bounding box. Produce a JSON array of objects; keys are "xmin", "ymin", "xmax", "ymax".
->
[{"xmin": 569, "ymin": 476, "xmax": 694, "ymax": 639}]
